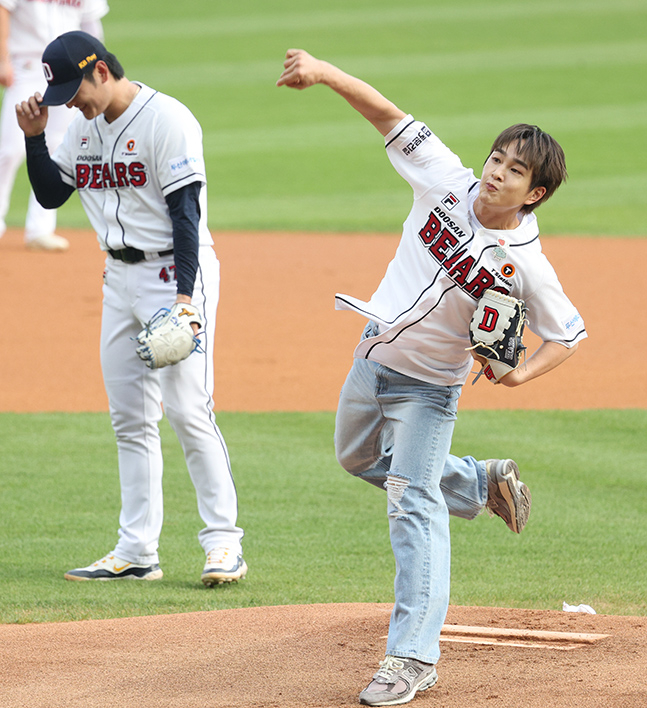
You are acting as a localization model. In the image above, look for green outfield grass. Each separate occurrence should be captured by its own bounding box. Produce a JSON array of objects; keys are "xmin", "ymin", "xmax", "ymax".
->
[
  {"xmin": 1, "ymin": 410, "xmax": 645, "ymax": 624},
  {"xmin": 2, "ymin": 0, "xmax": 646, "ymax": 235},
  {"xmin": 1, "ymin": 0, "xmax": 645, "ymax": 627}
]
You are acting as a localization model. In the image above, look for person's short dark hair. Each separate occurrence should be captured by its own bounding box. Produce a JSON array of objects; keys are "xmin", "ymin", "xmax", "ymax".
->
[
  {"xmin": 487, "ymin": 124, "xmax": 567, "ymax": 214},
  {"xmin": 103, "ymin": 52, "xmax": 125, "ymax": 80},
  {"xmin": 84, "ymin": 52, "xmax": 125, "ymax": 84}
]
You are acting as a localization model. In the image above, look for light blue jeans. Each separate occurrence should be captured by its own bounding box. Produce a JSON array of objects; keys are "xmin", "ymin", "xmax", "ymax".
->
[{"xmin": 334, "ymin": 356, "xmax": 488, "ymax": 665}]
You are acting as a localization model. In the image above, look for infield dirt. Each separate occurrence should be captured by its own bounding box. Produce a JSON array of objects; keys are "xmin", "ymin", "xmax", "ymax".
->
[
  {"xmin": 1, "ymin": 228, "xmax": 646, "ymax": 411},
  {"xmin": 0, "ymin": 228, "xmax": 645, "ymax": 708}
]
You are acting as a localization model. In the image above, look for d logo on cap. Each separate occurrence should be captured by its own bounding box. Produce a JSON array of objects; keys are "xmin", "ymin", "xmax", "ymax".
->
[{"xmin": 40, "ymin": 30, "xmax": 108, "ymax": 106}]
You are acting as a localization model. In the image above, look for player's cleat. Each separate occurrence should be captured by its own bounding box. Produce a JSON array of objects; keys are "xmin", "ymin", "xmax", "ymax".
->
[
  {"xmin": 485, "ymin": 458, "xmax": 531, "ymax": 534},
  {"xmin": 359, "ymin": 655, "xmax": 438, "ymax": 706},
  {"xmin": 201, "ymin": 546, "xmax": 248, "ymax": 587},
  {"xmin": 64, "ymin": 553, "xmax": 163, "ymax": 581},
  {"xmin": 26, "ymin": 233, "xmax": 70, "ymax": 252}
]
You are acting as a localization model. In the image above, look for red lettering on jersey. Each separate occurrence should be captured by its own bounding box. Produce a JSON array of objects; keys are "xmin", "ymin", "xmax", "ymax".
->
[
  {"xmin": 442, "ymin": 248, "xmax": 466, "ymax": 271},
  {"xmin": 76, "ymin": 163, "xmax": 91, "ymax": 189},
  {"xmin": 418, "ymin": 212, "xmax": 441, "ymax": 245},
  {"xmin": 76, "ymin": 161, "xmax": 149, "ymax": 190},
  {"xmin": 464, "ymin": 267, "xmax": 496, "ymax": 298},
  {"xmin": 159, "ymin": 265, "xmax": 177, "ymax": 283},
  {"xmin": 101, "ymin": 163, "xmax": 116, "ymax": 188},
  {"xmin": 90, "ymin": 163, "xmax": 103, "ymax": 189},
  {"xmin": 428, "ymin": 228, "xmax": 458, "ymax": 263},
  {"xmin": 114, "ymin": 162, "xmax": 129, "ymax": 187},
  {"xmin": 128, "ymin": 162, "xmax": 147, "ymax": 187},
  {"xmin": 446, "ymin": 255, "xmax": 475, "ymax": 285},
  {"xmin": 418, "ymin": 207, "xmax": 514, "ymax": 301}
]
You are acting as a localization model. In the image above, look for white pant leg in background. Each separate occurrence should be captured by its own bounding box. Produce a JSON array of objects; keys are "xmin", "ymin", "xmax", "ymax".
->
[
  {"xmin": 100, "ymin": 257, "xmax": 165, "ymax": 564},
  {"xmin": 0, "ymin": 58, "xmax": 76, "ymax": 241},
  {"xmin": 100, "ymin": 247, "xmax": 243, "ymax": 565},
  {"xmin": 158, "ymin": 249, "xmax": 243, "ymax": 555}
]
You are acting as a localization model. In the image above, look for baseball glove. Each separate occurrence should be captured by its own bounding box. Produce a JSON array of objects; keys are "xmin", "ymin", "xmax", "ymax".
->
[
  {"xmin": 467, "ymin": 289, "xmax": 528, "ymax": 384},
  {"xmin": 135, "ymin": 303, "xmax": 203, "ymax": 369}
]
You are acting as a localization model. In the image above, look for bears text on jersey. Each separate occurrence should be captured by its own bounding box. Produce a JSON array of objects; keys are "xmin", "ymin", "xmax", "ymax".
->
[
  {"xmin": 418, "ymin": 206, "xmax": 511, "ymax": 299},
  {"xmin": 75, "ymin": 161, "xmax": 148, "ymax": 189}
]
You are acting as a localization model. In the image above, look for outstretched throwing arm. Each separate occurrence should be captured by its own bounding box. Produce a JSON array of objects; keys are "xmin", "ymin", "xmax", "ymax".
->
[{"xmin": 277, "ymin": 48, "xmax": 405, "ymax": 136}]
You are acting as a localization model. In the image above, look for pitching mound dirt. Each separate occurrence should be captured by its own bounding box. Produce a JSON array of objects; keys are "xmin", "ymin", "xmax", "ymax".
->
[{"xmin": 1, "ymin": 603, "xmax": 646, "ymax": 707}]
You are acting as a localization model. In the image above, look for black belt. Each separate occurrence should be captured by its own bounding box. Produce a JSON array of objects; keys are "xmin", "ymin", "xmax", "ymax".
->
[{"xmin": 107, "ymin": 246, "xmax": 174, "ymax": 264}]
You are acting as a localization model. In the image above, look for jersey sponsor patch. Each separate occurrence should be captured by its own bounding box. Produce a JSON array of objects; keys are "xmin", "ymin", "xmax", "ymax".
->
[
  {"xmin": 169, "ymin": 155, "xmax": 198, "ymax": 177},
  {"xmin": 563, "ymin": 312, "xmax": 583, "ymax": 331},
  {"xmin": 122, "ymin": 139, "xmax": 138, "ymax": 157},
  {"xmin": 402, "ymin": 126, "xmax": 432, "ymax": 156}
]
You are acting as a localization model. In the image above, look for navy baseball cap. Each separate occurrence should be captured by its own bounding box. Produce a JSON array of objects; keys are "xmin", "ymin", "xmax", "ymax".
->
[{"xmin": 41, "ymin": 31, "xmax": 108, "ymax": 106}]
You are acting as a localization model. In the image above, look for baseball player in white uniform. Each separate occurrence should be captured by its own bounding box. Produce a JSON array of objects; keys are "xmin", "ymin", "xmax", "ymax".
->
[
  {"xmin": 278, "ymin": 49, "xmax": 587, "ymax": 706},
  {"xmin": 0, "ymin": 0, "xmax": 108, "ymax": 251},
  {"xmin": 16, "ymin": 31, "xmax": 246, "ymax": 586}
]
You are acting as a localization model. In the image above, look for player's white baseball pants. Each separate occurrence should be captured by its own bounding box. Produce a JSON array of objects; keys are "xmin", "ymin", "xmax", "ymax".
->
[
  {"xmin": 100, "ymin": 246, "xmax": 243, "ymax": 565},
  {"xmin": 0, "ymin": 57, "xmax": 75, "ymax": 240}
]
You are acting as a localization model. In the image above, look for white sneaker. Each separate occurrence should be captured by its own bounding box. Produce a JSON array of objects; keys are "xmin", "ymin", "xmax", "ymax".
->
[
  {"xmin": 201, "ymin": 546, "xmax": 248, "ymax": 586},
  {"xmin": 359, "ymin": 655, "xmax": 438, "ymax": 705},
  {"xmin": 64, "ymin": 553, "xmax": 163, "ymax": 581},
  {"xmin": 26, "ymin": 233, "xmax": 70, "ymax": 252}
]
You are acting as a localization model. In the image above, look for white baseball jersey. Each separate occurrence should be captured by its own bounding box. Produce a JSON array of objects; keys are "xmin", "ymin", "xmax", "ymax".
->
[
  {"xmin": 335, "ymin": 114, "xmax": 587, "ymax": 387},
  {"xmin": 51, "ymin": 83, "xmax": 213, "ymax": 253},
  {"xmin": 0, "ymin": 0, "xmax": 108, "ymax": 60}
]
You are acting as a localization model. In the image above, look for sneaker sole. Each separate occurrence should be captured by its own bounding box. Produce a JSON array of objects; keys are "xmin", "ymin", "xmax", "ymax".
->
[
  {"xmin": 497, "ymin": 460, "xmax": 531, "ymax": 534},
  {"xmin": 26, "ymin": 240, "xmax": 69, "ymax": 252},
  {"xmin": 201, "ymin": 561, "xmax": 248, "ymax": 587},
  {"xmin": 64, "ymin": 569, "xmax": 164, "ymax": 582}
]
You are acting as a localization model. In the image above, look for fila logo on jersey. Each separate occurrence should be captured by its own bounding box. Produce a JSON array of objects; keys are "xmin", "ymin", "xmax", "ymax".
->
[
  {"xmin": 418, "ymin": 206, "xmax": 510, "ymax": 299},
  {"xmin": 441, "ymin": 193, "xmax": 459, "ymax": 210},
  {"xmin": 75, "ymin": 162, "xmax": 148, "ymax": 190}
]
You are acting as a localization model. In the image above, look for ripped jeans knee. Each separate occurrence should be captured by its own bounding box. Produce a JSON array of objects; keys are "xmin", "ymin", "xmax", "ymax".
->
[{"xmin": 386, "ymin": 473, "xmax": 411, "ymax": 517}]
